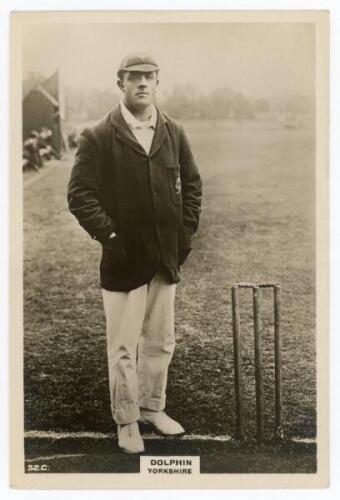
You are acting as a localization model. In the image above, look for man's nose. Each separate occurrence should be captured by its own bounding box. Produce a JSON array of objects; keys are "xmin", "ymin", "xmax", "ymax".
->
[{"xmin": 137, "ymin": 75, "xmax": 148, "ymax": 86}]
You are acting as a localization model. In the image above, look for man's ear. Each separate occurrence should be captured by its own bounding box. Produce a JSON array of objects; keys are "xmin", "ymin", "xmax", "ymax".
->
[{"xmin": 117, "ymin": 79, "xmax": 124, "ymax": 92}]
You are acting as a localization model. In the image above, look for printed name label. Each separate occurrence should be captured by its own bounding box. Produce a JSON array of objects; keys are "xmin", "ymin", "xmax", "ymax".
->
[{"xmin": 140, "ymin": 456, "xmax": 200, "ymax": 475}]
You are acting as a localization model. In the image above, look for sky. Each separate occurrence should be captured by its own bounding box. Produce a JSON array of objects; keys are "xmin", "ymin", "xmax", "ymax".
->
[{"xmin": 22, "ymin": 22, "xmax": 315, "ymax": 98}]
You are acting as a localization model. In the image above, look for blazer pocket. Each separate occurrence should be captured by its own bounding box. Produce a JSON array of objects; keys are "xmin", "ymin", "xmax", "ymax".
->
[
  {"xmin": 101, "ymin": 234, "xmax": 128, "ymax": 270},
  {"xmin": 167, "ymin": 164, "xmax": 182, "ymax": 206}
]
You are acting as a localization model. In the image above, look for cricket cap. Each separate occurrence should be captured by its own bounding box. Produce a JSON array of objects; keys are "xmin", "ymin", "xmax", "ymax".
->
[{"xmin": 117, "ymin": 53, "xmax": 159, "ymax": 76}]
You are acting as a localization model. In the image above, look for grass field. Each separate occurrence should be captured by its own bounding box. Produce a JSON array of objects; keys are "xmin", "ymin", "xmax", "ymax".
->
[{"xmin": 24, "ymin": 117, "xmax": 316, "ymax": 440}]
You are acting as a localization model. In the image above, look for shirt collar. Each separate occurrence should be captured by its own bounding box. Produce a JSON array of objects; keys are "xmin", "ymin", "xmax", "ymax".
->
[{"xmin": 120, "ymin": 99, "xmax": 157, "ymax": 130}]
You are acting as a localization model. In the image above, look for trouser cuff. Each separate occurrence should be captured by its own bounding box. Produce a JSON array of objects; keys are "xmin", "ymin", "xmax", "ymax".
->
[
  {"xmin": 112, "ymin": 403, "xmax": 140, "ymax": 425},
  {"xmin": 139, "ymin": 396, "xmax": 166, "ymax": 412}
]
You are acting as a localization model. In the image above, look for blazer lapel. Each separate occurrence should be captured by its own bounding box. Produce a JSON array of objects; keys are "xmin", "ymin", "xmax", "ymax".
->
[
  {"xmin": 149, "ymin": 110, "xmax": 167, "ymax": 157},
  {"xmin": 110, "ymin": 106, "xmax": 147, "ymax": 156}
]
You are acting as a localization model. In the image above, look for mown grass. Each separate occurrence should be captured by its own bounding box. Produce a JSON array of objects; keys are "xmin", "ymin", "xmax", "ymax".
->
[{"xmin": 24, "ymin": 118, "xmax": 316, "ymax": 439}]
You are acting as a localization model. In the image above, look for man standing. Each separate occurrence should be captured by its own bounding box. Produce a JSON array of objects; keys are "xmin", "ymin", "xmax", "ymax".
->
[{"xmin": 67, "ymin": 53, "xmax": 202, "ymax": 454}]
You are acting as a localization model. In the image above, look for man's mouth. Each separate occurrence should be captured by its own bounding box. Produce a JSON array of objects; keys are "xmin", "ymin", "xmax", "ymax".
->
[{"xmin": 136, "ymin": 92, "xmax": 149, "ymax": 96}]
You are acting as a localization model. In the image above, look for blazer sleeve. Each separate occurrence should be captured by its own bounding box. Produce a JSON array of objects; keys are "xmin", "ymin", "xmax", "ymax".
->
[
  {"xmin": 179, "ymin": 125, "xmax": 202, "ymax": 234},
  {"xmin": 67, "ymin": 128, "xmax": 117, "ymax": 244}
]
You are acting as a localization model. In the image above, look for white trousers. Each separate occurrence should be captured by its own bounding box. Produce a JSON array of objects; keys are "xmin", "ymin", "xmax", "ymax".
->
[{"xmin": 102, "ymin": 273, "xmax": 176, "ymax": 425}]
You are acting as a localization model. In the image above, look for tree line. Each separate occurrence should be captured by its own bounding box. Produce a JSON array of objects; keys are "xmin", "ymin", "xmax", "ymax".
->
[
  {"xmin": 64, "ymin": 84, "xmax": 314, "ymax": 121},
  {"xmin": 23, "ymin": 72, "xmax": 314, "ymax": 122}
]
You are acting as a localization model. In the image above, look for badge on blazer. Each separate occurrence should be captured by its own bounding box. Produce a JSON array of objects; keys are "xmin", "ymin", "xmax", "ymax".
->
[{"xmin": 175, "ymin": 176, "xmax": 181, "ymax": 195}]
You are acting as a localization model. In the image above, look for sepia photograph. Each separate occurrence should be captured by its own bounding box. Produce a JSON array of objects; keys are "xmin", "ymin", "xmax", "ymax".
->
[{"xmin": 9, "ymin": 9, "xmax": 329, "ymax": 489}]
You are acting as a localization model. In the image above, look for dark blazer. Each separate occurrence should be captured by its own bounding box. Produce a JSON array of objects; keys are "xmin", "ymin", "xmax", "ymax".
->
[{"xmin": 67, "ymin": 105, "xmax": 202, "ymax": 291}]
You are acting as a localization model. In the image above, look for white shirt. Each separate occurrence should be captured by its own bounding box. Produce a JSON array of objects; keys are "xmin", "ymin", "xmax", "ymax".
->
[{"xmin": 120, "ymin": 99, "xmax": 157, "ymax": 154}]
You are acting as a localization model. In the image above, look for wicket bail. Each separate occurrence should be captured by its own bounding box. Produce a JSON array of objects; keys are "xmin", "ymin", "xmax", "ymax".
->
[{"xmin": 231, "ymin": 282, "xmax": 283, "ymax": 441}]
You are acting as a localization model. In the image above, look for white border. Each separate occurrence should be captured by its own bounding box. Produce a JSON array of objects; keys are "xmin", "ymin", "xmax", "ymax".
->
[{"xmin": 1, "ymin": 0, "xmax": 338, "ymax": 499}]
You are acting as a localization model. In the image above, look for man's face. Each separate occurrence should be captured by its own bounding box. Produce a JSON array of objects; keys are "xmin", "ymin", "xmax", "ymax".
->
[{"xmin": 118, "ymin": 71, "xmax": 159, "ymax": 109}]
